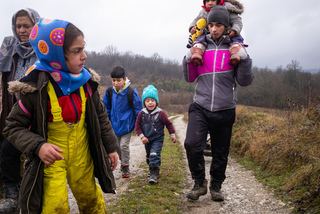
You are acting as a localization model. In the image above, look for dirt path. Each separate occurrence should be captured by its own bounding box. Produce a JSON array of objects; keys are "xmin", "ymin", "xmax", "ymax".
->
[{"xmin": 68, "ymin": 115, "xmax": 293, "ymax": 213}]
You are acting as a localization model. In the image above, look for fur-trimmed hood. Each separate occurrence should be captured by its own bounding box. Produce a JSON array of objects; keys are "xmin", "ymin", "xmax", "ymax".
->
[
  {"xmin": 8, "ymin": 67, "xmax": 100, "ymax": 95},
  {"xmin": 225, "ymin": 0, "xmax": 244, "ymax": 15}
]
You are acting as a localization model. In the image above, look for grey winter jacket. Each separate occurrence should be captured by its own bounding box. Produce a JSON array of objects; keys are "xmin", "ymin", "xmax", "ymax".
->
[
  {"xmin": 2, "ymin": 68, "xmax": 118, "ymax": 214},
  {"xmin": 182, "ymin": 34, "xmax": 253, "ymax": 112},
  {"xmin": 189, "ymin": 0, "xmax": 244, "ymax": 35}
]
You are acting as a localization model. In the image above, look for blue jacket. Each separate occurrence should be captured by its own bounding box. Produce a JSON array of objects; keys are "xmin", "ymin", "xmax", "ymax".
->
[{"xmin": 103, "ymin": 79, "xmax": 143, "ymax": 136}]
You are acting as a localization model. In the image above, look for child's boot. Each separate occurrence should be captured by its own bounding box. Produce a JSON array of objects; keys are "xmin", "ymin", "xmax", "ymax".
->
[
  {"xmin": 155, "ymin": 166, "xmax": 160, "ymax": 180},
  {"xmin": 121, "ymin": 165, "xmax": 131, "ymax": 178},
  {"xmin": 191, "ymin": 43, "xmax": 206, "ymax": 66},
  {"xmin": 149, "ymin": 166, "xmax": 158, "ymax": 184},
  {"xmin": 229, "ymin": 42, "xmax": 247, "ymax": 66}
]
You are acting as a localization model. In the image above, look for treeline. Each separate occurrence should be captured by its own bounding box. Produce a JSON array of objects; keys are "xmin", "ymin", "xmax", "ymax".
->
[
  {"xmin": 237, "ymin": 60, "xmax": 320, "ymax": 109},
  {"xmin": 85, "ymin": 47, "xmax": 320, "ymax": 110}
]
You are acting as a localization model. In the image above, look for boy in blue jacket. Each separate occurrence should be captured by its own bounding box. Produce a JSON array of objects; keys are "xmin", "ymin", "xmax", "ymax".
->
[{"xmin": 103, "ymin": 66, "xmax": 143, "ymax": 178}]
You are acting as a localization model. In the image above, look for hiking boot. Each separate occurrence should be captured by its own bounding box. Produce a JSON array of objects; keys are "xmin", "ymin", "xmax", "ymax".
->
[
  {"xmin": 0, "ymin": 183, "xmax": 19, "ymax": 214},
  {"xmin": 187, "ymin": 179, "xmax": 208, "ymax": 201},
  {"xmin": 149, "ymin": 166, "xmax": 158, "ymax": 184},
  {"xmin": 121, "ymin": 165, "xmax": 130, "ymax": 178},
  {"xmin": 210, "ymin": 180, "xmax": 224, "ymax": 201},
  {"xmin": 191, "ymin": 43, "xmax": 206, "ymax": 66}
]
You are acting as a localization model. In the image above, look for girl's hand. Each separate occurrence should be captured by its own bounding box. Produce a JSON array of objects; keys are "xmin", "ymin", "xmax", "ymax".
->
[
  {"xmin": 190, "ymin": 26, "xmax": 196, "ymax": 35},
  {"xmin": 228, "ymin": 30, "xmax": 236, "ymax": 38},
  {"xmin": 39, "ymin": 143, "xmax": 64, "ymax": 165},
  {"xmin": 171, "ymin": 137, "xmax": 177, "ymax": 143},
  {"xmin": 108, "ymin": 152, "xmax": 118, "ymax": 171},
  {"xmin": 141, "ymin": 137, "xmax": 149, "ymax": 144}
]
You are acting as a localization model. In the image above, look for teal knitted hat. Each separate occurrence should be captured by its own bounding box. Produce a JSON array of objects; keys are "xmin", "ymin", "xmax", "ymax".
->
[{"xmin": 142, "ymin": 85, "xmax": 159, "ymax": 104}]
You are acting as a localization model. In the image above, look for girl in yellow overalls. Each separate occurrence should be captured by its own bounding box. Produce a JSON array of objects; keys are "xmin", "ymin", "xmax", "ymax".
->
[{"xmin": 3, "ymin": 18, "xmax": 119, "ymax": 214}]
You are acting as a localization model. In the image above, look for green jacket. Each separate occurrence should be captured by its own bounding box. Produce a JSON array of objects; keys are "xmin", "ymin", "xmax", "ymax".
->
[{"xmin": 3, "ymin": 68, "xmax": 118, "ymax": 214}]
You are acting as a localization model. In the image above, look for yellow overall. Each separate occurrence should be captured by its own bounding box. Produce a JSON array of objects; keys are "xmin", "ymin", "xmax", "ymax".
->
[{"xmin": 42, "ymin": 81, "xmax": 107, "ymax": 213}]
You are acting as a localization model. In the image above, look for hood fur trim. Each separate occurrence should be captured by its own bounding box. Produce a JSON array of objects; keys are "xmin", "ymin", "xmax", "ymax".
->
[
  {"xmin": 8, "ymin": 81, "xmax": 37, "ymax": 95},
  {"xmin": 88, "ymin": 68, "xmax": 101, "ymax": 82},
  {"xmin": 225, "ymin": 0, "xmax": 244, "ymax": 15}
]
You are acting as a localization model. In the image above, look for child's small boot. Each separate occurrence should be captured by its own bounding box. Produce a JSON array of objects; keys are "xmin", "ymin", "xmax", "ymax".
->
[
  {"xmin": 191, "ymin": 43, "xmax": 206, "ymax": 66},
  {"xmin": 121, "ymin": 165, "xmax": 130, "ymax": 178},
  {"xmin": 149, "ymin": 166, "xmax": 158, "ymax": 184},
  {"xmin": 155, "ymin": 166, "xmax": 160, "ymax": 180},
  {"xmin": 228, "ymin": 42, "xmax": 242, "ymax": 66}
]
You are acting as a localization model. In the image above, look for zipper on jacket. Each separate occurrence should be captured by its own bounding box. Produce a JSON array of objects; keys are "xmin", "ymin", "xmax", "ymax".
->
[
  {"xmin": 221, "ymin": 53, "xmax": 225, "ymax": 69},
  {"xmin": 233, "ymin": 84, "xmax": 235, "ymax": 101},
  {"xmin": 27, "ymin": 82, "xmax": 46, "ymax": 214},
  {"xmin": 211, "ymin": 45, "xmax": 218, "ymax": 111}
]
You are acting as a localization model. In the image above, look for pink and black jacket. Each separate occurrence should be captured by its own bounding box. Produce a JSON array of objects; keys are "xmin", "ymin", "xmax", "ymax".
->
[{"xmin": 182, "ymin": 35, "xmax": 253, "ymax": 112}]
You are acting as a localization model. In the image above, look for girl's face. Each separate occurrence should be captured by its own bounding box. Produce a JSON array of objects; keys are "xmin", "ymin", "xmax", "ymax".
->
[
  {"xmin": 15, "ymin": 16, "xmax": 34, "ymax": 42},
  {"xmin": 145, "ymin": 98, "xmax": 156, "ymax": 111},
  {"xmin": 112, "ymin": 77, "xmax": 126, "ymax": 91},
  {"xmin": 205, "ymin": 0, "xmax": 217, "ymax": 9},
  {"xmin": 65, "ymin": 35, "xmax": 87, "ymax": 74}
]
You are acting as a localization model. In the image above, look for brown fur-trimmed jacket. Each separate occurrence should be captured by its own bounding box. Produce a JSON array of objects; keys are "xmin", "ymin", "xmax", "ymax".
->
[
  {"xmin": 2, "ymin": 68, "xmax": 118, "ymax": 214},
  {"xmin": 189, "ymin": 0, "xmax": 244, "ymax": 35}
]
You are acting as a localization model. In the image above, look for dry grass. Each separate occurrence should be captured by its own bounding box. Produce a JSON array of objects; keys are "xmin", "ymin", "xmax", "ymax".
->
[{"xmin": 232, "ymin": 103, "xmax": 320, "ymax": 213}]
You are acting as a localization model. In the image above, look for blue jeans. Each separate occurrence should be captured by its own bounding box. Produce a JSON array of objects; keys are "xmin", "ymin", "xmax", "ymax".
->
[{"xmin": 145, "ymin": 135, "xmax": 164, "ymax": 167}]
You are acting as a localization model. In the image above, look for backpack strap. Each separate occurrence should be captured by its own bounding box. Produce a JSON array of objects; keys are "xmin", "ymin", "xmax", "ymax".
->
[
  {"xmin": 107, "ymin": 86, "xmax": 113, "ymax": 101},
  {"xmin": 127, "ymin": 86, "xmax": 134, "ymax": 110},
  {"xmin": 107, "ymin": 86, "xmax": 135, "ymax": 116}
]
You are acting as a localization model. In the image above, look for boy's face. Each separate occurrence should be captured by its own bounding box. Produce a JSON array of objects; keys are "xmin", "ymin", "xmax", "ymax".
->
[
  {"xmin": 205, "ymin": 0, "xmax": 217, "ymax": 9},
  {"xmin": 65, "ymin": 35, "xmax": 87, "ymax": 74},
  {"xmin": 145, "ymin": 98, "xmax": 156, "ymax": 111},
  {"xmin": 112, "ymin": 77, "xmax": 126, "ymax": 91},
  {"xmin": 208, "ymin": 22, "xmax": 226, "ymax": 39}
]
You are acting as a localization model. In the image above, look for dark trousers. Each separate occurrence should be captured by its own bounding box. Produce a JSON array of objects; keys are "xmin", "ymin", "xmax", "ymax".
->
[
  {"xmin": 184, "ymin": 103, "xmax": 235, "ymax": 183},
  {"xmin": 145, "ymin": 136, "xmax": 164, "ymax": 167},
  {"xmin": 1, "ymin": 138, "xmax": 22, "ymax": 184}
]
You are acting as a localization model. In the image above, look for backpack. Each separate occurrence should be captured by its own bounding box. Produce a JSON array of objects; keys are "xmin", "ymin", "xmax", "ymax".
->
[{"xmin": 107, "ymin": 86, "xmax": 134, "ymax": 110}]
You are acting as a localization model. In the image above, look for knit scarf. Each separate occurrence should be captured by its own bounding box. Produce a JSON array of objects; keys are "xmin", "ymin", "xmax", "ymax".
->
[{"xmin": 27, "ymin": 18, "xmax": 91, "ymax": 95}]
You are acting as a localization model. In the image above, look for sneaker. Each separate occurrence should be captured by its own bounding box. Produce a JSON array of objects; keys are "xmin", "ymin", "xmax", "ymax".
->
[
  {"xmin": 187, "ymin": 179, "xmax": 208, "ymax": 201},
  {"xmin": 210, "ymin": 181, "xmax": 224, "ymax": 201},
  {"xmin": 121, "ymin": 165, "xmax": 130, "ymax": 178}
]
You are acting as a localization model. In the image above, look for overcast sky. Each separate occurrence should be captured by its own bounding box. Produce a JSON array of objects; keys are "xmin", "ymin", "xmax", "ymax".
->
[{"xmin": 1, "ymin": 0, "xmax": 320, "ymax": 70}]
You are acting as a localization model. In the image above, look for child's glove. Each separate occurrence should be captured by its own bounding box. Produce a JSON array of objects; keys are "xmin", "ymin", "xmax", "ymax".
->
[{"xmin": 228, "ymin": 42, "xmax": 248, "ymax": 65}]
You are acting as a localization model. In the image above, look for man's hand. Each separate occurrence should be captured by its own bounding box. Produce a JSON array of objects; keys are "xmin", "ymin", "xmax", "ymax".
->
[
  {"xmin": 39, "ymin": 143, "xmax": 64, "ymax": 165},
  {"xmin": 108, "ymin": 152, "xmax": 118, "ymax": 171}
]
